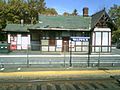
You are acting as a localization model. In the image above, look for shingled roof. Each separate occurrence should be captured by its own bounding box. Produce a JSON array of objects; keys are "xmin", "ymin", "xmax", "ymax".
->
[
  {"xmin": 4, "ymin": 24, "xmax": 30, "ymax": 32},
  {"xmin": 4, "ymin": 9, "xmax": 114, "ymax": 32},
  {"xmin": 29, "ymin": 15, "xmax": 91, "ymax": 31}
]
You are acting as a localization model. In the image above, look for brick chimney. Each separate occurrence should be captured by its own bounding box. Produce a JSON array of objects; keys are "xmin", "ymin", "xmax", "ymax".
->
[{"xmin": 83, "ymin": 7, "xmax": 89, "ymax": 17}]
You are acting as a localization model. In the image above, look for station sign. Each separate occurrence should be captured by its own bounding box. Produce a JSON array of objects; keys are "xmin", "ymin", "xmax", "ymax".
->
[{"xmin": 71, "ymin": 37, "xmax": 90, "ymax": 42}]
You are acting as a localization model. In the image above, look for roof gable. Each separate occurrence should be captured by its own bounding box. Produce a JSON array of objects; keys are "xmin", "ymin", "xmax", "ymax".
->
[
  {"xmin": 91, "ymin": 9, "xmax": 105, "ymax": 28},
  {"xmin": 91, "ymin": 9, "xmax": 115, "ymax": 29}
]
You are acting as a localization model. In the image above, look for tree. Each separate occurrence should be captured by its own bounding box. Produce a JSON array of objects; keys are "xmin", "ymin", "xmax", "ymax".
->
[
  {"xmin": 71, "ymin": 9, "xmax": 78, "ymax": 16},
  {"xmin": 112, "ymin": 29, "xmax": 120, "ymax": 43},
  {"xmin": 0, "ymin": 0, "xmax": 58, "ymax": 25},
  {"xmin": 0, "ymin": 19, "xmax": 6, "ymax": 29},
  {"xmin": 109, "ymin": 4, "xmax": 120, "ymax": 43},
  {"xmin": 45, "ymin": 8, "xmax": 58, "ymax": 16},
  {"xmin": 63, "ymin": 12, "xmax": 70, "ymax": 16},
  {"xmin": 109, "ymin": 4, "xmax": 120, "ymax": 29},
  {"xmin": 37, "ymin": 0, "xmax": 46, "ymax": 14},
  {"xmin": 0, "ymin": 0, "xmax": 7, "ymax": 29}
]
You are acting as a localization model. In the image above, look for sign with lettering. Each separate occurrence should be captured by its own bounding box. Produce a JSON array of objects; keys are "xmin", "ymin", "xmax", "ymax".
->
[{"xmin": 71, "ymin": 37, "xmax": 90, "ymax": 42}]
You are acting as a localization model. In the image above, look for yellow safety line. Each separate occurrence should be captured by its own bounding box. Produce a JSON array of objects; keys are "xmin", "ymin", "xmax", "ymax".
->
[{"xmin": 0, "ymin": 70, "xmax": 120, "ymax": 80}]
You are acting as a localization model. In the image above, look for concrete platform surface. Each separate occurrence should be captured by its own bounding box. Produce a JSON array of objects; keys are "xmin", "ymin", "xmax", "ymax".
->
[{"xmin": 0, "ymin": 70, "xmax": 120, "ymax": 80}]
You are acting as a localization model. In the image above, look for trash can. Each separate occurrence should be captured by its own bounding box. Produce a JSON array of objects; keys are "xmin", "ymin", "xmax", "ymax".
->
[{"xmin": 0, "ymin": 42, "xmax": 10, "ymax": 53}]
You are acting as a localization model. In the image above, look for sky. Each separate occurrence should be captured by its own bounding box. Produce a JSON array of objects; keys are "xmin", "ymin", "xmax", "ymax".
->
[{"xmin": 45, "ymin": 0, "xmax": 120, "ymax": 15}]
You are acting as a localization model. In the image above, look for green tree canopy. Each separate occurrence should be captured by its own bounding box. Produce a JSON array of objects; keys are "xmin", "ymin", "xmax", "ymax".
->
[
  {"xmin": 109, "ymin": 4, "xmax": 120, "ymax": 29},
  {"xmin": 0, "ymin": 0, "xmax": 58, "ymax": 27},
  {"xmin": 109, "ymin": 4, "xmax": 120, "ymax": 43},
  {"xmin": 63, "ymin": 9, "xmax": 78, "ymax": 16},
  {"xmin": 44, "ymin": 8, "xmax": 58, "ymax": 16},
  {"xmin": 63, "ymin": 12, "xmax": 70, "ymax": 16},
  {"xmin": 71, "ymin": 9, "xmax": 78, "ymax": 16}
]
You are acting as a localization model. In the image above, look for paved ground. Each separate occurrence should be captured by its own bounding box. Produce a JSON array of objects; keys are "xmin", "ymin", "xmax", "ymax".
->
[
  {"xmin": 0, "ymin": 69, "xmax": 120, "ymax": 80},
  {"xmin": 0, "ymin": 48, "xmax": 120, "ymax": 71},
  {"xmin": 1, "ymin": 66, "xmax": 120, "ymax": 72},
  {"xmin": 111, "ymin": 48, "xmax": 120, "ymax": 55},
  {"xmin": 0, "ymin": 48, "xmax": 120, "ymax": 68},
  {"xmin": 0, "ymin": 48, "xmax": 120, "ymax": 90},
  {"xmin": 0, "ymin": 54, "xmax": 120, "ymax": 68},
  {"xmin": 0, "ymin": 47, "xmax": 120, "ymax": 55}
]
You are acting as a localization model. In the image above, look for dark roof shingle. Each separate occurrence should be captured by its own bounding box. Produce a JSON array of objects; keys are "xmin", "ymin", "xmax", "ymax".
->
[
  {"xmin": 4, "ymin": 24, "xmax": 30, "ymax": 32},
  {"xmin": 29, "ymin": 15, "xmax": 91, "ymax": 31}
]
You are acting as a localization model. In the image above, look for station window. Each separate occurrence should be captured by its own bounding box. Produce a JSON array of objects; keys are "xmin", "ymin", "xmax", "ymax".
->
[
  {"xmin": 49, "ymin": 37, "xmax": 56, "ymax": 46},
  {"xmin": 10, "ymin": 34, "xmax": 17, "ymax": 41}
]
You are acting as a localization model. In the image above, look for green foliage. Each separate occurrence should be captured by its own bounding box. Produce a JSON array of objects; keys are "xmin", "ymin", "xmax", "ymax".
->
[
  {"xmin": 109, "ymin": 5, "xmax": 120, "ymax": 29},
  {"xmin": 71, "ymin": 9, "xmax": 78, "ymax": 16},
  {"xmin": 0, "ymin": 33, "xmax": 7, "ymax": 41},
  {"xmin": 109, "ymin": 4, "xmax": 120, "ymax": 43},
  {"xmin": 63, "ymin": 12, "xmax": 70, "ymax": 16},
  {"xmin": 63, "ymin": 9, "xmax": 78, "ymax": 16},
  {"xmin": 0, "ymin": 0, "xmax": 58, "ymax": 26},
  {"xmin": 44, "ymin": 8, "xmax": 58, "ymax": 15},
  {"xmin": 0, "ymin": 19, "xmax": 6, "ymax": 29},
  {"xmin": 112, "ymin": 29, "xmax": 120, "ymax": 43}
]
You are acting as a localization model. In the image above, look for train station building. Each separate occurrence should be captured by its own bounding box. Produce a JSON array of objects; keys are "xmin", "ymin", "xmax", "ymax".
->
[{"xmin": 4, "ymin": 8, "xmax": 115, "ymax": 53}]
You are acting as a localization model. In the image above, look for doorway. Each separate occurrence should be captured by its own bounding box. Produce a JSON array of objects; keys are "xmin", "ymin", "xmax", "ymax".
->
[{"xmin": 62, "ymin": 37, "xmax": 69, "ymax": 52}]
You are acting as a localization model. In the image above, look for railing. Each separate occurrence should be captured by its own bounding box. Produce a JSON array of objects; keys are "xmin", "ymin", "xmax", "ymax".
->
[
  {"xmin": 0, "ymin": 44, "xmax": 120, "ymax": 68},
  {"xmin": 0, "ymin": 54, "xmax": 120, "ymax": 68}
]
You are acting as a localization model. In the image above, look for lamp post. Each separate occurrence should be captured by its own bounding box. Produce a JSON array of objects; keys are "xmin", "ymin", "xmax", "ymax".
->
[
  {"xmin": 64, "ymin": 41, "xmax": 67, "ymax": 67},
  {"xmin": 98, "ymin": 46, "xmax": 101, "ymax": 67},
  {"xmin": 27, "ymin": 44, "xmax": 29, "ymax": 68},
  {"xmin": 88, "ymin": 38, "xmax": 91, "ymax": 67},
  {"xmin": 70, "ymin": 40, "xmax": 72, "ymax": 67}
]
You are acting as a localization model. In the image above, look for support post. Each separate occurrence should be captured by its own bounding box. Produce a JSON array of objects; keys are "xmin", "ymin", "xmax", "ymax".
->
[
  {"xmin": 27, "ymin": 44, "xmax": 29, "ymax": 68},
  {"xmin": 64, "ymin": 41, "xmax": 66, "ymax": 67},
  {"xmin": 98, "ymin": 46, "xmax": 100, "ymax": 67},
  {"xmin": 88, "ymin": 39, "xmax": 91, "ymax": 67},
  {"xmin": 70, "ymin": 41, "xmax": 72, "ymax": 67}
]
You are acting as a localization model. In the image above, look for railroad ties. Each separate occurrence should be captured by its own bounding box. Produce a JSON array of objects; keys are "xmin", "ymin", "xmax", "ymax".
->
[{"xmin": 0, "ymin": 79, "xmax": 120, "ymax": 90}]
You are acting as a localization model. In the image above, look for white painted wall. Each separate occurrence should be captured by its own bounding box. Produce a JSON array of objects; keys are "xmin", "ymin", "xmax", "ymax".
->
[
  {"xmin": 27, "ymin": 34, "xmax": 31, "ymax": 49},
  {"xmin": 17, "ymin": 34, "xmax": 22, "ymax": 50},
  {"xmin": 92, "ymin": 28, "xmax": 111, "ymax": 52},
  {"xmin": 8, "ymin": 34, "xmax": 30, "ymax": 50},
  {"xmin": 21, "ymin": 36, "xmax": 28, "ymax": 49},
  {"xmin": 94, "ymin": 28, "xmax": 111, "ymax": 32},
  {"xmin": 56, "ymin": 40, "xmax": 62, "ymax": 48},
  {"xmin": 56, "ymin": 40, "xmax": 62, "ymax": 51},
  {"xmin": 95, "ymin": 32, "xmax": 101, "ymax": 52},
  {"xmin": 9, "ymin": 35, "xmax": 17, "ymax": 50},
  {"xmin": 69, "ymin": 40, "xmax": 75, "ymax": 51},
  {"xmin": 8, "ymin": 34, "xmax": 10, "ymax": 43},
  {"xmin": 41, "ymin": 40, "xmax": 48, "ymax": 51},
  {"xmin": 102, "ymin": 32, "xmax": 108, "ymax": 52}
]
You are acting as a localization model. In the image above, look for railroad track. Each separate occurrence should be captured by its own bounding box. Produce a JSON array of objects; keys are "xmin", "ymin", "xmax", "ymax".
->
[{"xmin": 0, "ymin": 78, "xmax": 120, "ymax": 90}]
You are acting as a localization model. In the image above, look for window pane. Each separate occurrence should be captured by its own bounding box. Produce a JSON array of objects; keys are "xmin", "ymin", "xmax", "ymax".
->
[{"xmin": 49, "ymin": 38, "xmax": 56, "ymax": 46}]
